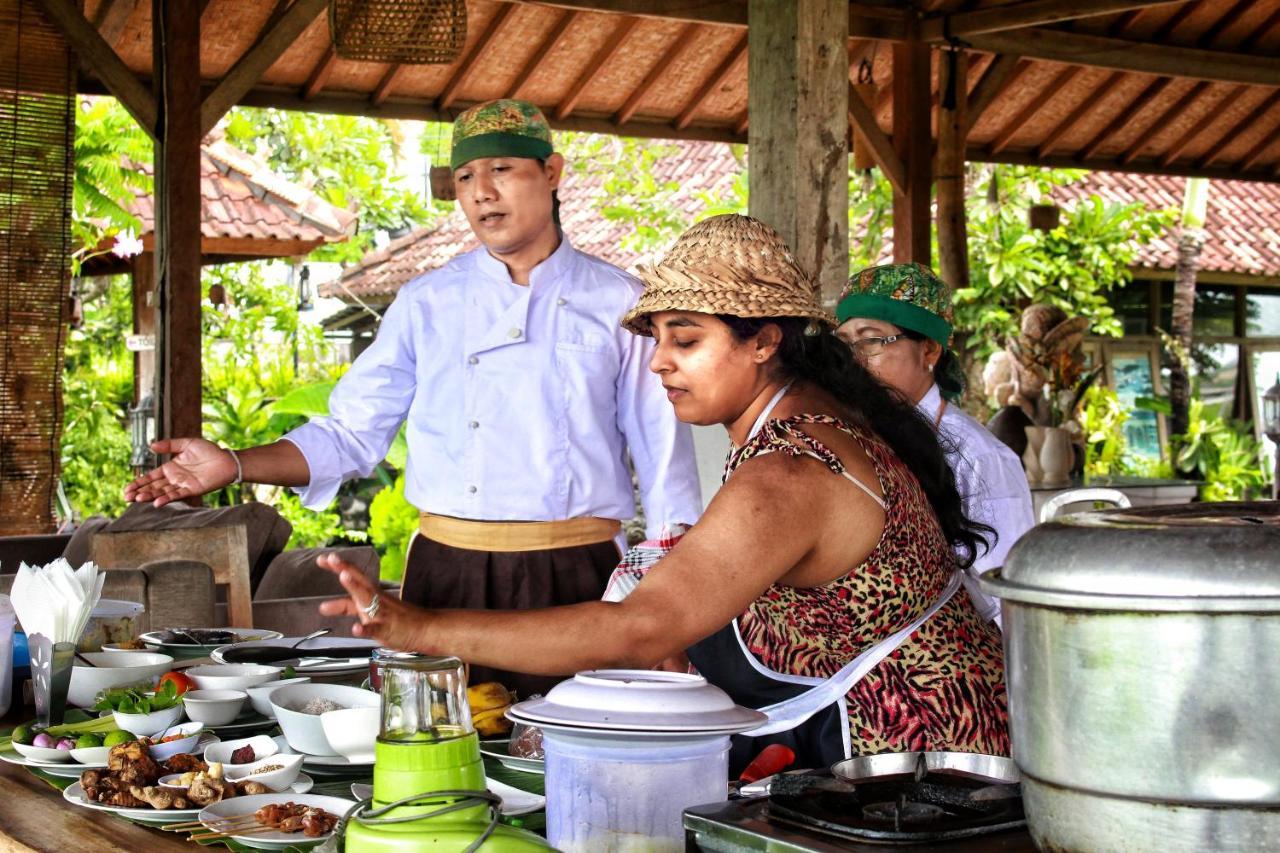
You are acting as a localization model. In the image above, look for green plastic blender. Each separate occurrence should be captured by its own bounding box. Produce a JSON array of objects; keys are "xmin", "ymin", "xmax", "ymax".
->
[{"xmin": 344, "ymin": 651, "xmax": 551, "ymax": 852}]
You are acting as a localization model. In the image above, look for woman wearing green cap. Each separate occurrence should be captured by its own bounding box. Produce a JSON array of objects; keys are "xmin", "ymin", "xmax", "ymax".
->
[{"xmin": 836, "ymin": 263, "xmax": 1034, "ymax": 625}]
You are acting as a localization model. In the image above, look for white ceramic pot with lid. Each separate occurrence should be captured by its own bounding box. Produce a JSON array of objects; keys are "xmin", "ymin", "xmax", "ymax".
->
[{"xmin": 508, "ymin": 670, "xmax": 767, "ymax": 852}]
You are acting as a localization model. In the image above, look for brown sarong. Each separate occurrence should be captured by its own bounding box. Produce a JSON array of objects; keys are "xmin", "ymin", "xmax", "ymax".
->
[{"xmin": 400, "ymin": 533, "xmax": 621, "ymax": 700}]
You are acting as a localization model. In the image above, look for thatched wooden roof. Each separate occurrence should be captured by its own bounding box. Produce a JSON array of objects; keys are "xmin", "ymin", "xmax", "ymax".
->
[{"xmin": 75, "ymin": 0, "xmax": 1280, "ymax": 183}]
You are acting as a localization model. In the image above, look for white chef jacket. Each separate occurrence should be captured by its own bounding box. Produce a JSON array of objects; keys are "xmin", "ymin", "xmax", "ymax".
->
[
  {"xmin": 283, "ymin": 236, "xmax": 703, "ymax": 538},
  {"xmin": 917, "ymin": 384, "xmax": 1035, "ymax": 625}
]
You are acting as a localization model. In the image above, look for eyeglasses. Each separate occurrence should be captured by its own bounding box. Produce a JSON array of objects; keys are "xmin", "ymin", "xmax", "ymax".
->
[{"xmin": 847, "ymin": 334, "xmax": 905, "ymax": 358}]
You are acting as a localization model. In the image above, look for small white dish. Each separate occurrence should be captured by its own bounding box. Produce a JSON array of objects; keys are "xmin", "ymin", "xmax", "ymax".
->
[
  {"xmin": 183, "ymin": 689, "xmax": 247, "ymax": 725},
  {"xmin": 158, "ymin": 772, "xmax": 192, "ymax": 790},
  {"xmin": 186, "ymin": 664, "xmax": 282, "ymax": 692},
  {"xmin": 12, "ymin": 741, "xmax": 74, "ymax": 763},
  {"xmin": 204, "ymin": 733, "xmax": 279, "ymax": 767},
  {"xmin": 146, "ymin": 722, "xmax": 205, "ymax": 761},
  {"xmin": 270, "ymin": 683, "xmax": 379, "ymax": 756},
  {"xmin": 320, "ymin": 706, "xmax": 378, "ymax": 763},
  {"xmin": 245, "ymin": 676, "xmax": 310, "ymax": 719},
  {"xmin": 223, "ymin": 753, "xmax": 305, "ymax": 792},
  {"xmin": 114, "ymin": 703, "xmax": 184, "ymax": 737},
  {"xmin": 70, "ymin": 744, "xmax": 111, "ymax": 765},
  {"xmin": 479, "ymin": 739, "xmax": 544, "ymax": 775}
]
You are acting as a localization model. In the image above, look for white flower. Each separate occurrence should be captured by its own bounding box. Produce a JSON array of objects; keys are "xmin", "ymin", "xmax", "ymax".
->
[{"xmin": 111, "ymin": 230, "xmax": 144, "ymax": 258}]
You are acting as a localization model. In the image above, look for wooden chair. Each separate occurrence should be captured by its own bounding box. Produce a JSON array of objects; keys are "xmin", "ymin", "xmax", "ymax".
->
[{"xmin": 89, "ymin": 525, "xmax": 254, "ymax": 628}]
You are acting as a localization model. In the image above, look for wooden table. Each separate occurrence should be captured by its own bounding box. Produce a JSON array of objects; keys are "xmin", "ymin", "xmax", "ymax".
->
[{"xmin": 0, "ymin": 758, "xmax": 191, "ymax": 852}]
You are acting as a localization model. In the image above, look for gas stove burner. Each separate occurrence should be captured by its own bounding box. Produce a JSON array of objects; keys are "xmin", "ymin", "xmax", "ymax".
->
[{"xmin": 862, "ymin": 797, "xmax": 947, "ymax": 828}]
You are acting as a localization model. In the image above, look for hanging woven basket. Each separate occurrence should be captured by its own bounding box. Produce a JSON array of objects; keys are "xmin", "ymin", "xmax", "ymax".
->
[{"xmin": 330, "ymin": 0, "xmax": 467, "ymax": 65}]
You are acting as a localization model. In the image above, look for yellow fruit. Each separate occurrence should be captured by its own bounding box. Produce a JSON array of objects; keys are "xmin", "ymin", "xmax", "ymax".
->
[
  {"xmin": 472, "ymin": 705, "xmax": 513, "ymax": 737},
  {"xmin": 467, "ymin": 682, "xmax": 513, "ymax": 713}
]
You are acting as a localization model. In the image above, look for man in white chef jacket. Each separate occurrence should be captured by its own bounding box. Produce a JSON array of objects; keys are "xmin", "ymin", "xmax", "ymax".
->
[{"xmin": 125, "ymin": 99, "xmax": 702, "ymax": 696}]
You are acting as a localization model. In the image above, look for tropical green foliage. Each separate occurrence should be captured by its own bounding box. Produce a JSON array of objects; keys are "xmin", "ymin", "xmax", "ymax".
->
[
  {"xmin": 368, "ymin": 475, "xmax": 419, "ymax": 583},
  {"xmin": 224, "ymin": 109, "xmax": 435, "ymax": 262},
  {"xmin": 72, "ymin": 98, "xmax": 152, "ymax": 273},
  {"xmin": 1172, "ymin": 398, "xmax": 1271, "ymax": 501},
  {"xmin": 958, "ymin": 166, "xmax": 1176, "ymax": 363},
  {"xmin": 1080, "ymin": 386, "xmax": 1131, "ymax": 479}
]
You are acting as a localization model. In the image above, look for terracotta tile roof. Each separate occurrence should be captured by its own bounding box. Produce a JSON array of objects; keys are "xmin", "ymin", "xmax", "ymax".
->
[
  {"xmin": 1056, "ymin": 172, "xmax": 1280, "ymax": 281},
  {"xmin": 321, "ymin": 140, "xmax": 743, "ymax": 304},
  {"xmin": 125, "ymin": 137, "xmax": 357, "ymax": 248},
  {"xmin": 324, "ymin": 141, "xmax": 1280, "ymax": 307}
]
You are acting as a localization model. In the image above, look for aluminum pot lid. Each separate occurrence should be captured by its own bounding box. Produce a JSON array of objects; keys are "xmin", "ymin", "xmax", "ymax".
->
[
  {"xmin": 984, "ymin": 501, "xmax": 1280, "ymax": 612},
  {"xmin": 508, "ymin": 670, "xmax": 768, "ymax": 734}
]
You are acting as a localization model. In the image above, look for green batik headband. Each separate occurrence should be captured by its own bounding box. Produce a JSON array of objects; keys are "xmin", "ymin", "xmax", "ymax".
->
[
  {"xmin": 450, "ymin": 132, "xmax": 554, "ymax": 170},
  {"xmin": 835, "ymin": 293, "xmax": 953, "ymax": 347}
]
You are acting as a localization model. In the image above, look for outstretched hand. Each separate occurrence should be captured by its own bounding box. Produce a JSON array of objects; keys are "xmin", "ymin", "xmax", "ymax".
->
[
  {"xmin": 317, "ymin": 553, "xmax": 430, "ymax": 652},
  {"xmin": 123, "ymin": 438, "xmax": 237, "ymax": 506}
]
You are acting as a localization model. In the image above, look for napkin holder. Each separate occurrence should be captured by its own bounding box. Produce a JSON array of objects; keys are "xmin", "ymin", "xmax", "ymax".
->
[{"xmin": 28, "ymin": 633, "xmax": 75, "ymax": 727}]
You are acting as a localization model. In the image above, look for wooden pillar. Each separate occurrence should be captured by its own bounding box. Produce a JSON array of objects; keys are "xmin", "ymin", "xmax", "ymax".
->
[
  {"xmin": 131, "ymin": 254, "xmax": 156, "ymax": 405},
  {"xmin": 153, "ymin": 0, "xmax": 202, "ymax": 442},
  {"xmin": 747, "ymin": 0, "xmax": 849, "ymax": 306},
  {"xmin": 936, "ymin": 49, "xmax": 968, "ymax": 289},
  {"xmin": 892, "ymin": 42, "xmax": 932, "ymax": 265}
]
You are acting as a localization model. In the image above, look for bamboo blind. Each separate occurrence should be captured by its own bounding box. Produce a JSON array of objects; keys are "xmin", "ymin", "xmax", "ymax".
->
[{"xmin": 0, "ymin": 0, "xmax": 74, "ymax": 534}]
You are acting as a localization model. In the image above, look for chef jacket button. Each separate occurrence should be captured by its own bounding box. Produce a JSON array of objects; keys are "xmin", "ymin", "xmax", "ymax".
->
[
  {"xmin": 468, "ymin": 420, "xmax": 479, "ymax": 429},
  {"xmin": 467, "ymin": 485, "xmax": 477, "ymax": 494},
  {"xmin": 509, "ymin": 327, "xmax": 522, "ymax": 339},
  {"xmin": 556, "ymin": 298, "xmax": 567, "ymax": 306},
  {"xmin": 468, "ymin": 355, "xmax": 478, "ymax": 365}
]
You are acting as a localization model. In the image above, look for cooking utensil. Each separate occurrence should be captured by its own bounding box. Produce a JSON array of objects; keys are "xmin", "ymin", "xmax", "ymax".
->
[
  {"xmin": 981, "ymin": 500, "xmax": 1280, "ymax": 852},
  {"xmin": 219, "ymin": 645, "xmax": 373, "ymax": 664},
  {"xmin": 290, "ymin": 628, "xmax": 330, "ymax": 648}
]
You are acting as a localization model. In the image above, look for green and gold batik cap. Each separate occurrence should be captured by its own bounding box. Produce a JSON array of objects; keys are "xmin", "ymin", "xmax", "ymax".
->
[
  {"xmin": 450, "ymin": 99, "xmax": 554, "ymax": 170},
  {"xmin": 836, "ymin": 262, "xmax": 955, "ymax": 346}
]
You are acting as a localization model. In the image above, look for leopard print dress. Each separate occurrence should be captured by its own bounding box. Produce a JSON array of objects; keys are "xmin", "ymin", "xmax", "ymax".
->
[{"xmin": 730, "ymin": 414, "xmax": 1009, "ymax": 757}]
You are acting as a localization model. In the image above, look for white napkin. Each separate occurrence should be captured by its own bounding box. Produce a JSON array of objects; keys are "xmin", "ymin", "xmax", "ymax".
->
[{"xmin": 11, "ymin": 558, "xmax": 105, "ymax": 644}]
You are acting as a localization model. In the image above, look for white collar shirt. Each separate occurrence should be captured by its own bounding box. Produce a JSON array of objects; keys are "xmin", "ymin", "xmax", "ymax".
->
[
  {"xmin": 283, "ymin": 237, "xmax": 703, "ymax": 537},
  {"xmin": 918, "ymin": 383, "xmax": 1035, "ymax": 625}
]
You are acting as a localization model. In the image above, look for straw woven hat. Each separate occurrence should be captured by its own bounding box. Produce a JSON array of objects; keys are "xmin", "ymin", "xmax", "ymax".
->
[{"xmin": 621, "ymin": 214, "xmax": 835, "ymax": 335}]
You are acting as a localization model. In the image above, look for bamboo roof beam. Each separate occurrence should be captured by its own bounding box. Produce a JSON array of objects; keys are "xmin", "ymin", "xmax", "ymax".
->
[
  {"xmin": 1077, "ymin": 77, "xmax": 1172, "ymax": 159},
  {"xmin": 674, "ymin": 32, "xmax": 746, "ymax": 131},
  {"xmin": 614, "ymin": 22, "xmax": 700, "ymax": 125},
  {"xmin": 506, "ymin": 9, "xmax": 579, "ymax": 100},
  {"xmin": 555, "ymin": 15, "xmax": 641, "ymax": 120},
  {"xmin": 301, "ymin": 47, "xmax": 337, "ymax": 101},
  {"xmin": 988, "ymin": 66, "xmax": 1081, "ymax": 155},
  {"xmin": 919, "ymin": 0, "xmax": 1179, "ymax": 41},
  {"xmin": 1159, "ymin": 85, "xmax": 1248, "ymax": 166},
  {"xmin": 438, "ymin": 3, "xmax": 520, "ymax": 110},
  {"xmin": 1195, "ymin": 89, "xmax": 1280, "ymax": 169}
]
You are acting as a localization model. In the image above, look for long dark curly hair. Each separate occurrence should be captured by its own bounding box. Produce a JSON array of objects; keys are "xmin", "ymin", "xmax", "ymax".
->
[{"xmin": 720, "ymin": 315, "xmax": 993, "ymax": 568}]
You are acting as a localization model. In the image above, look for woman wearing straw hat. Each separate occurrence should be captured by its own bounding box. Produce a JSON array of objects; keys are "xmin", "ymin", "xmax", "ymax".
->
[
  {"xmin": 317, "ymin": 214, "xmax": 1009, "ymax": 769},
  {"xmin": 835, "ymin": 263, "xmax": 1034, "ymax": 626}
]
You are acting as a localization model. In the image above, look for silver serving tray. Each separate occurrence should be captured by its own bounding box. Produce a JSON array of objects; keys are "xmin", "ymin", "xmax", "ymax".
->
[{"xmin": 831, "ymin": 751, "xmax": 1019, "ymax": 786}]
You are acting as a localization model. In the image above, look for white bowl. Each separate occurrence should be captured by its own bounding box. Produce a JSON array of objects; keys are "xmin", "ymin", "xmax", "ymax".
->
[
  {"xmin": 203, "ymin": 734, "xmax": 279, "ymax": 767},
  {"xmin": 270, "ymin": 683, "xmax": 380, "ymax": 756},
  {"xmin": 66, "ymin": 651, "xmax": 175, "ymax": 708},
  {"xmin": 245, "ymin": 677, "xmax": 310, "ymax": 719},
  {"xmin": 158, "ymin": 772, "xmax": 192, "ymax": 790},
  {"xmin": 12, "ymin": 741, "xmax": 74, "ymax": 762},
  {"xmin": 185, "ymin": 664, "xmax": 282, "ymax": 692},
  {"xmin": 146, "ymin": 722, "xmax": 205, "ymax": 761},
  {"xmin": 70, "ymin": 744, "xmax": 111, "ymax": 764},
  {"xmin": 320, "ymin": 707, "xmax": 379, "ymax": 763},
  {"xmin": 182, "ymin": 689, "xmax": 247, "ymax": 726},
  {"xmin": 114, "ymin": 703, "xmax": 184, "ymax": 737},
  {"xmin": 223, "ymin": 753, "xmax": 304, "ymax": 792}
]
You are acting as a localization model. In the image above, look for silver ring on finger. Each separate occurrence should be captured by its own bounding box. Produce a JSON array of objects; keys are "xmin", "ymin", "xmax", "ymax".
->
[{"xmin": 362, "ymin": 593, "xmax": 381, "ymax": 619}]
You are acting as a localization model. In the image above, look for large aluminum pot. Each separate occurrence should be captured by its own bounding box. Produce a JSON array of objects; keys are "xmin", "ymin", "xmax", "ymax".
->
[{"xmin": 980, "ymin": 502, "xmax": 1280, "ymax": 852}]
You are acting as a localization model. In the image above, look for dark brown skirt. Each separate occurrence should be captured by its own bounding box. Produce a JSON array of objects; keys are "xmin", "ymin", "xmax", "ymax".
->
[{"xmin": 400, "ymin": 533, "xmax": 621, "ymax": 700}]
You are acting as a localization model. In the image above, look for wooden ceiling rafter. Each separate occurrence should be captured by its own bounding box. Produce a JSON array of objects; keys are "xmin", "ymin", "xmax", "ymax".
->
[
  {"xmin": 1158, "ymin": 85, "xmax": 1248, "ymax": 166},
  {"xmin": 1196, "ymin": 0, "xmax": 1253, "ymax": 47},
  {"xmin": 1120, "ymin": 80, "xmax": 1210, "ymax": 163},
  {"xmin": 301, "ymin": 47, "xmax": 337, "ymax": 100},
  {"xmin": 614, "ymin": 21, "xmax": 701, "ymax": 125},
  {"xmin": 437, "ymin": 1, "xmax": 520, "ymax": 110},
  {"xmin": 372, "ymin": 65, "xmax": 409, "ymax": 106},
  {"xmin": 505, "ymin": 9, "xmax": 580, "ymax": 100},
  {"xmin": 554, "ymin": 14, "xmax": 641, "ymax": 120},
  {"xmin": 199, "ymin": 0, "xmax": 330, "ymax": 134},
  {"xmin": 847, "ymin": 78, "xmax": 905, "ymax": 194},
  {"xmin": 966, "ymin": 54, "xmax": 1027, "ymax": 133},
  {"xmin": 674, "ymin": 31, "xmax": 745, "ymax": 131},
  {"xmin": 1077, "ymin": 77, "xmax": 1172, "ymax": 159},
  {"xmin": 34, "ymin": 0, "xmax": 157, "ymax": 133},
  {"xmin": 988, "ymin": 65, "xmax": 1082, "ymax": 156},
  {"xmin": 1036, "ymin": 71, "xmax": 1125, "ymax": 158},
  {"xmin": 964, "ymin": 27, "xmax": 1280, "ymax": 87},
  {"xmin": 733, "ymin": 108, "xmax": 748, "ymax": 136},
  {"xmin": 1196, "ymin": 88, "xmax": 1280, "ymax": 169},
  {"xmin": 918, "ymin": 0, "xmax": 1180, "ymax": 41},
  {"xmin": 92, "ymin": 0, "xmax": 138, "ymax": 47},
  {"xmin": 1237, "ymin": 119, "xmax": 1280, "ymax": 173}
]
